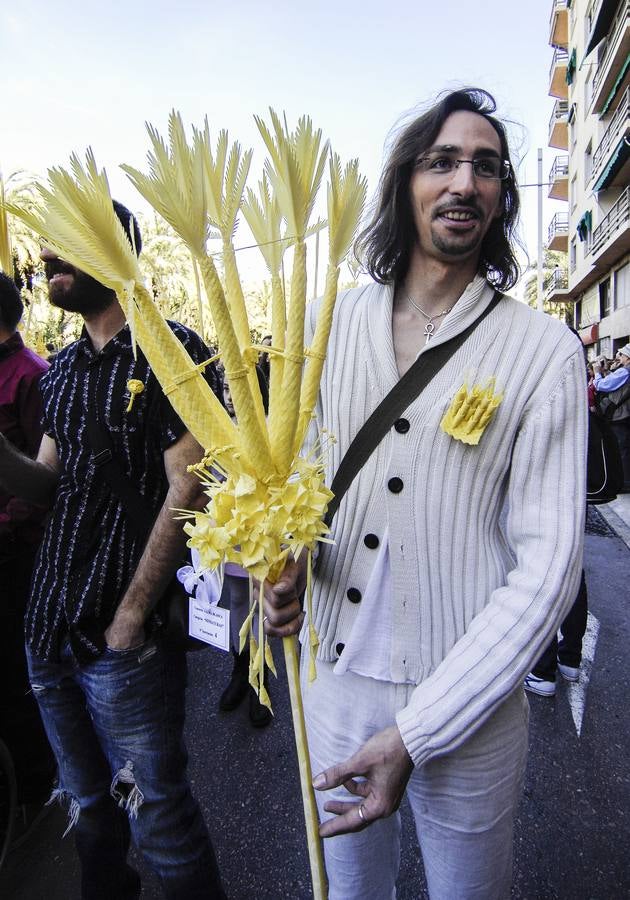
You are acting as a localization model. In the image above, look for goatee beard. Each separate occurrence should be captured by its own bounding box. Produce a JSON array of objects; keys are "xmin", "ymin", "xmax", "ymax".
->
[{"xmin": 45, "ymin": 260, "xmax": 116, "ymax": 315}]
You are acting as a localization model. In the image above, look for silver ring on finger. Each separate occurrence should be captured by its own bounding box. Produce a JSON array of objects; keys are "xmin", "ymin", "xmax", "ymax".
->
[
  {"xmin": 263, "ymin": 615, "xmax": 269, "ymax": 625},
  {"xmin": 357, "ymin": 804, "xmax": 366, "ymax": 822}
]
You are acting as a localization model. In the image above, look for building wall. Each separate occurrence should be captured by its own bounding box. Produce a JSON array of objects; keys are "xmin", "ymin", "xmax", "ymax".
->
[{"xmin": 547, "ymin": 0, "xmax": 630, "ymax": 357}]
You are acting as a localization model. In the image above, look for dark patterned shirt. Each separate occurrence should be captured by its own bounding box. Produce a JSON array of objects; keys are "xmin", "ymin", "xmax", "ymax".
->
[{"xmin": 25, "ymin": 321, "xmax": 221, "ymax": 662}]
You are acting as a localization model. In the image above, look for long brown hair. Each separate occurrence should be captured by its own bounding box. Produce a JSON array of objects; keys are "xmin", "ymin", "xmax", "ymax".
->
[{"xmin": 355, "ymin": 88, "xmax": 521, "ymax": 292}]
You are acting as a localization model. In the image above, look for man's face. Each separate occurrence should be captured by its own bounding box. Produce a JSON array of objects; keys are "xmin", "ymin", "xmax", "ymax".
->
[
  {"xmin": 40, "ymin": 247, "xmax": 115, "ymax": 315},
  {"xmin": 223, "ymin": 382, "xmax": 235, "ymax": 417},
  {"xmin": 620, "ymin": 353, "xmax": 630, "ymax": 366},
  {"xmin": 408, "ymin": 110, "xmax": 505, "ymax": 266}
]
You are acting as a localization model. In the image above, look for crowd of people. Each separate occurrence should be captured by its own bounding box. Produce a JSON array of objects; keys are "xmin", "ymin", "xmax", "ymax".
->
[{"xmin": 0, "ymin": 87, "xmax": 597, "ymax": 900}]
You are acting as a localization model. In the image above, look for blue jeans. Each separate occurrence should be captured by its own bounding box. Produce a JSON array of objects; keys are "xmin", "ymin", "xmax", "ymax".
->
[{"xmin": 26, "ymin": 635, "xmax": 225, "ymax": 900}]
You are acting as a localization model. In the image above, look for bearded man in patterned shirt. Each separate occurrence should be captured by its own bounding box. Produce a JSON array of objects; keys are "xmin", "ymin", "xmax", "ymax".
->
[{"xmin": 0, "ymin": 203, "xmax": 226, "ymax": 900}]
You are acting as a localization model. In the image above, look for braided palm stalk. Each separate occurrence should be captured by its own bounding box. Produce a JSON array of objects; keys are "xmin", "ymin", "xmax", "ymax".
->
[
  {"xmin": 199, "ymin": 126, "xmax": 268, "ymax": 443},
  {"xmin": 255, "ymin": 112, "xmax": 328, "ymax": 471},
  {"xmin": 241, "ymin": 174, "xmax": 287, "ymax": 435},
  {"xmin": 295, "ymin": 155, "xmax": 367, "ymax": 454}
]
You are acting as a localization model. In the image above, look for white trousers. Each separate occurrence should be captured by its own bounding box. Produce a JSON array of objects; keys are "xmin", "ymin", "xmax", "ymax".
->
[{"xmin": 301, "ymin": 659, "xmax": 529, "ymax": 900}]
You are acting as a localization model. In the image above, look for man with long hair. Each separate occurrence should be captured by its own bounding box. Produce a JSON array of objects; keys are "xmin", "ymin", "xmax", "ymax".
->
[{"xmin": 263, "ymin": 89, "xmax": 586, "ymax": 898}]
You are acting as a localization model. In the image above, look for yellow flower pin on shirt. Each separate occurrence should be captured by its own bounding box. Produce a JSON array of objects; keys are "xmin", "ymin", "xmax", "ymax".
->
[
  {"xmin": 440, "ymin": 378, "xmax": 503, "ymax": 446},
  {"xmin": 125, "ymin": 379, "xmax": 144, "ymax": 412}
]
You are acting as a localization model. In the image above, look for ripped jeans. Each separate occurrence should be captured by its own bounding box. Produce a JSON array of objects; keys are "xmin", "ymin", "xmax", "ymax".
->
[{"xmin": 26, "ymin": 636, "xmax": 225, "ymax": 900}]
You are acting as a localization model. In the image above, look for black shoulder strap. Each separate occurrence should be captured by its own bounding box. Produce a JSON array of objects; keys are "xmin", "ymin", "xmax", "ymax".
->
[
  {"xmin": 84, "ymin": 415, "xmax": 154, "ymax": 541},
  {"xmin": 324, "ymin": 290, "xmax": 504, "ymax": 527}
]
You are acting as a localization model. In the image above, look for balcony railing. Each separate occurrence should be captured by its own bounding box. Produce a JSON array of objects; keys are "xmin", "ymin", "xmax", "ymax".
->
[
  {"xmin": 549, "ymin": 0, "xmax": 569, "ymax": 48},
  {"xmin": 549, "ymin": 46, "xmax": 569, "ymax": 84},
  {"xmin": 549, "ymin": 155, "xmax": 570, "ymax": 199},
  {"xmin": 549, "ymin": 155, "xmax": 570, "ymax": 180},
  {"xmin": 548, "ymin": 99, "xmax": 570, "ymax": 146},
  {"xmin": 545, "ymin": 268, "xmax": 569, "ymax": 295},
  {"xmin": 549, "ymin": 46, "xmax": 569, "ymax": 79},
  {"xmin": 591, "ymin": 86, "xmax": 629, "ymax": 182},
  {"xmin": 590, "ymin": 185, "xmax": 630, "ymax": 255},
  {"xmin": 548, "ymin": 211, "xmax": 570, "ymax": 246},
  {"xmin": 592, "ymin": 0, "xmax": 629, "ymax": 96}
]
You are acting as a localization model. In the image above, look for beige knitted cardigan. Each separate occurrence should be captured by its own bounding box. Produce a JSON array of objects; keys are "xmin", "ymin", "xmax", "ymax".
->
[{"xmin": 304, "ymin": 275, "xmax": 587, "ymax": 767}]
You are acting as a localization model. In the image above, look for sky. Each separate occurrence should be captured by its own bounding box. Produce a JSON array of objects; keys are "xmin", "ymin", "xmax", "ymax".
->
[{"xmin": 0, "ymin": 0, "xmax": 563, "ymax": 289}]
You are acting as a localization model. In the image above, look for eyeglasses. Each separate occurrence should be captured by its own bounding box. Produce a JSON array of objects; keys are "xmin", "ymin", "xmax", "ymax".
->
[{"xmin": 415, "ymin": 154, "xmax": 511, "ymax": 181}]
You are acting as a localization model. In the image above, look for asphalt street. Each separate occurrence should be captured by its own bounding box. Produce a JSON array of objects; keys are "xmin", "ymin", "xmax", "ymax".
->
[{"xmin": 1, "ymin": 506, "xmax": 629, "ymax": 899}]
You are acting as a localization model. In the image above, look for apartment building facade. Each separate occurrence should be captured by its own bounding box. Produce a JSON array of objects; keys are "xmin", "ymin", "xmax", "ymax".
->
[{"xmin": 547, "ymin": 0, "xmax": 629, "ymax": 358}]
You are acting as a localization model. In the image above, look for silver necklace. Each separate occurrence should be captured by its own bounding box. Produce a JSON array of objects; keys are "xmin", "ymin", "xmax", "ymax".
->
[{"xmin": 406, "ymin": 294, "xmax": 453, "ymax": 342}]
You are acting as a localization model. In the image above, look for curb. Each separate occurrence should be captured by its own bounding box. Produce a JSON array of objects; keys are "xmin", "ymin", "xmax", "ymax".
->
[{"xmin": 597, "ymin": 503, "xmax": 630, "ymax": 552}]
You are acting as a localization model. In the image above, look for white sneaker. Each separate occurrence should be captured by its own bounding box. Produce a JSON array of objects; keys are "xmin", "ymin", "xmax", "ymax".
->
[
  {"xmin": 524, "ymin": 673, "xmax": 556, "ymax": 697},
  {"xmin": 557, "ymin": 662, "xmax": 579, "ymax": 682}
]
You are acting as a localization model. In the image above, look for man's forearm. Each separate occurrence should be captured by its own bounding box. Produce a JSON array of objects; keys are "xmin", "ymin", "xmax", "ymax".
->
[
  {"xmin": 0, "ymin": 434, "xmax": 58, "ymax": 507},
  {"xmin": 114, "ymin": 476, "xmax": 205, "ymax": 626},
  {"xmin": 105, "ymin": 431, "xmax": 208, "ymax": 649}
]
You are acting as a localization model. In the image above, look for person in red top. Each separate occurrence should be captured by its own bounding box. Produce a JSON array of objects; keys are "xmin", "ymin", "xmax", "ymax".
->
[{"xmin": 0, "ymin": 271, "xmax": 55, "ymax": 841}]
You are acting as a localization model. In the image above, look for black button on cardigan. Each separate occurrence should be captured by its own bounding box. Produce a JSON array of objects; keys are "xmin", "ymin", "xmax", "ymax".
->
[{"xmin": 388, "ymin": 477, "xmax": 404, "ymax": 494}]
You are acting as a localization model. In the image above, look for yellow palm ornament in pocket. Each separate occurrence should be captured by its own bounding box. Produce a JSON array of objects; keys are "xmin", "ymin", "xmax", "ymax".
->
[{"xmin": 441, "ymin": 378, "xmax": 503, "ymax": 445}]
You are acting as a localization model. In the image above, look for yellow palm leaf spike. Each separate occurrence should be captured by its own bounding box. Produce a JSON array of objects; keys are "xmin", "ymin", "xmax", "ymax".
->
[
  {"xmin": 242, "ymin": 174, "xmax": 288, "ymax": 432},
  {"xmin": 0, "ymin": 172, "xmax": 13, "ymax": 274},
  {"xmin": 5, "ymin": 149, "xmax": 143, "ymax": 342},
  {"xmin": 123, "ymin": 112, "xmax": 209, "ymax": 257},
  {"xmin": 4, "ymin": 151, "xmax": 238, "ymax": 454},
  {"xmin": 255, "ymin": 110, "xmax": 329, "ymax": 473},
  {"xmin": 196, "ymin": 253, "xmax": 274, "ymax": 475},
  {"xmin": 198, "ymin": 125, "xmax": 268, "ymax": 445},
  {"xmin": 295, "ymin": 153, "xmax": 368, "ymax": 454},
  {"xmin": 123, "ymin": 114, "xmax": 274, "ymax": 477}
]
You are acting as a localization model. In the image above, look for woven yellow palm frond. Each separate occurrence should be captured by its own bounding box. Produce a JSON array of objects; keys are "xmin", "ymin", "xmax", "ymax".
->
[
  {"xmin": 4, "ymin": 151, "xmax": 237, "ymax": 453},
  {"xmin": 242, "ymin": 174, "xmax": 288, "ymax": 419},
  {"xmin": 0, "ymin": 173, "xmax": 13, "ymax": 274},
  {"xmin": 5, "ymin": 150, "xmax": 142, "ymax": 299},
  {"xmin": 327, "ymin": 153, "xmax": 368, "ymax": 267},
  {"xmin": 196, "ymin": 124, "xmax": 228, "ymax": 232},
  {"xmin": 194, "ymin": 124, "xmax": 264, "ymax": 411},
  {"xmin": 7, "ymin": 131, "xmax": 335, "ymax": 898},
  {"xmin": 193, "ymin": 120, "xmax": 268, "ymax": 451},
  {"xmin": 255, "ymin": 111, "xmax": 329, "ymax": 472},
  {"xmin": 121, "ymin": 111, "xmax": 208, "ymax": 257},
  {"xmin": 197, "ymin": 125, "xmax": 253, "ymax": 239},
  {"xmin": 222, "ymin": 141, "xmax": 253, "ymax": 238},
  {"xmin": 241, "ymin": 173, "xmax": 287, "ymax": 275},
  {"xmin": 255, "ymin": 110, "xmax": 328, "ymax": 240}
]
